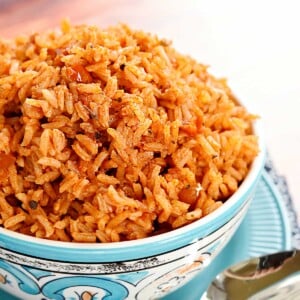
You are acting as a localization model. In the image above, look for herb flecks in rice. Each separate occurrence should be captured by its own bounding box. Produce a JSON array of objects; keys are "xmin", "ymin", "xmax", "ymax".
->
[{"xmin": 0, "ymin": 20, "xmax": 259, "ymax": 242}]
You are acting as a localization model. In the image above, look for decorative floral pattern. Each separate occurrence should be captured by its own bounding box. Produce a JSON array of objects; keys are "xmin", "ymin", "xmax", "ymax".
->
[{"xmin": 0, "ymin": 201, "xmax": 248, "ymax": 300}]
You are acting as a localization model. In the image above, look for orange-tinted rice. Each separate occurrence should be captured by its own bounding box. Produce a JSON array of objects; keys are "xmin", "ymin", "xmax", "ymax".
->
[{"xmin": 0, "ymin": 21, "xmax": 259, "ymax": 242}]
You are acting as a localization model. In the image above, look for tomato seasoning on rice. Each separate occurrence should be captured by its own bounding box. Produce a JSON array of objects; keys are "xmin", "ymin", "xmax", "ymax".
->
[{"xmin": 0, "ymin": 20, "xmax": 259, "ymax": 242}]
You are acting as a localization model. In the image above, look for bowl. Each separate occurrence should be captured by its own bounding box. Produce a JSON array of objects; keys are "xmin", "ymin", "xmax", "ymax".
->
[{"xmin": 0, "ymin": 117, "xmax": 265, "ymax": 300}]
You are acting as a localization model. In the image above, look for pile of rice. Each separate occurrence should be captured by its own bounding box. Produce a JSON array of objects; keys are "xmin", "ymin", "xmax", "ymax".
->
[{"xmin": 0, "ymin": 21, "xmax": 259, "ymax": 242}]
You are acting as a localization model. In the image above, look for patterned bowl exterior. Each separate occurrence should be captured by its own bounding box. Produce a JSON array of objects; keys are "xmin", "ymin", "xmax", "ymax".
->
[
  {"xmin": 0, "ymin": 126, "xmax": 265, "ymax": 299},
  {"xmin": 0, "ymin": 199, "xmax": 251, "ymax": 300}
]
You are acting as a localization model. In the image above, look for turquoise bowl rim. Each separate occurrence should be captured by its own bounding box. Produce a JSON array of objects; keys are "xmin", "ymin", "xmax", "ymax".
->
[{"xmin": 0, "ymin": 119, "xmax": 266, "ymax": 263}]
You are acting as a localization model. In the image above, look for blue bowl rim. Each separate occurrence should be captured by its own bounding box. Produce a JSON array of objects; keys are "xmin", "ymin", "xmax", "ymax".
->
[{"xmin": 0, "ymin": 111, "xmax": 266, "ymax": 261}]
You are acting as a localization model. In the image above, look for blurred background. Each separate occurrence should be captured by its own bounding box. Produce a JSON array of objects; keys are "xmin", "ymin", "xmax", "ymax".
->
[{"xmin": 0, "ymin": 0, "xmax": 299, "ymax": 217}]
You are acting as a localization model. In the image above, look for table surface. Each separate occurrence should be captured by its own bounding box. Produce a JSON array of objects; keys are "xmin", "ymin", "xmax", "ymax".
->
[{"xmin": 0, "ymin": 0, "xmax": 299, "ymax": 222}]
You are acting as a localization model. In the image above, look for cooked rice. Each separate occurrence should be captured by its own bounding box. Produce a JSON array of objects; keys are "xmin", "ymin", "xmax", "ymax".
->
[{"xmin": 0, "ymin": 20, "xmax": 259, "ymax": 242}]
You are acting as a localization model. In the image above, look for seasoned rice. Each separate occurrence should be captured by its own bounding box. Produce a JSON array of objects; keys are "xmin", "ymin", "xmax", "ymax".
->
[{"xmin": 0, "ymin": 20, "xmax": 259, "ymax": 242}]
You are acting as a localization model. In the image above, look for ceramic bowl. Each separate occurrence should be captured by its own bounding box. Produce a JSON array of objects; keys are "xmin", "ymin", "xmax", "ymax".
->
[{"xmin": 0, "ymin": 122, "xmax": 265, "ymax": 300}]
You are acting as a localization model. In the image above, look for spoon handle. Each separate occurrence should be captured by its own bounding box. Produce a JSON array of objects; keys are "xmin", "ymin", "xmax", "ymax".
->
[{"xmin": 204, "ymin": 250, "xmax": 300, "ymax": 300}]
